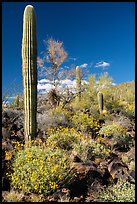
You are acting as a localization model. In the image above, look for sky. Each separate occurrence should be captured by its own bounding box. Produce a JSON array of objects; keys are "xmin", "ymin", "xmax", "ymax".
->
[{"xmin": 2, "ymin": 2, "xmax": 135, "ymax": 98}]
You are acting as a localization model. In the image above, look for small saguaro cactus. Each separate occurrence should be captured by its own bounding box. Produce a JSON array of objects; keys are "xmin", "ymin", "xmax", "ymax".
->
[
  {"xmin": 97, "ymin": 92, "xmax": 104, "ymax": 114},
  {"xmin": 76, "ymin": 66, "xmax": 81, "ymax": 100},
  {"xmin": 22, "ymin": 5, "xmax": 37, "ymax": 145}
]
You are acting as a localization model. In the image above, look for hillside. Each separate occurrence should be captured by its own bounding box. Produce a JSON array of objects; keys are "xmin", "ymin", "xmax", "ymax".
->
[{"xmin": 2, "ymin": 80, "xmax": 135, "ymax": 202}]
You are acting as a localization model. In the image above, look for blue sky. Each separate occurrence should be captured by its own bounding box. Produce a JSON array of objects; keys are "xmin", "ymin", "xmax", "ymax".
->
[{"xmin": 2, "ymin": 2, "xmax": 135, "ymax": 97}]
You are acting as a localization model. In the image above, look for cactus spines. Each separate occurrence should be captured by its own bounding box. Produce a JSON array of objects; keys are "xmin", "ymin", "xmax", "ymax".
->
[
  {"xmin": 22, "ymin": 5, "xmax": 37, "ymax": 144},
  {"xmin": 76, "ymin": 66, "xmax": 81, "ymax": 100},
  {"xmin": 97, "ymin": 92, "xmax": 103, "ymax": 114}
]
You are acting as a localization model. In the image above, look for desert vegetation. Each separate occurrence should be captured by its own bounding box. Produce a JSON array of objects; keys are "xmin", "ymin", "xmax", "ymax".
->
[
  {"xmin": 2, "ymin": 5, "xmax": 135, "ymax": 202},
  {"xmin": 2, "ymin": 75, "xmax": 135, "ymax": 202}
]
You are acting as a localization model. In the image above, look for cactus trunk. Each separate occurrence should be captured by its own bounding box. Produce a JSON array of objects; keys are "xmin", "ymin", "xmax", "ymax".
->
[
  {"xmin": 22, "ymin": 5, "xmax": 37, "ymax": 144},
  {"xmin": 76, "ymin": 66, "xmax": 81, "ymax": 100},
  {"xmin": 97, "ymin": 92, "xmax": 103, "ymax": 114}
]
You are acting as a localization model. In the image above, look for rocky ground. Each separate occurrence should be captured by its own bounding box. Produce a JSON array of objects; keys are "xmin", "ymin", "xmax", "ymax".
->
[{"xmin": 2, "ymin": 108, "xmax": 135, "ymax": 202}]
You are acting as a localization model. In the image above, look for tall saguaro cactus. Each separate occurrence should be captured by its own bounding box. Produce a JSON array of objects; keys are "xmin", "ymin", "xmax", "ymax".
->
[
  {"xmin": 22, "ymin": 5, "xmax": 37, "ymax": 144},
  {"xmin": 76, "ymin": 66, "xmax": 81, "ymax": 100},
  {"xmin": 97, "ymin": 92, "xmax": 104, "ymax": 114}
]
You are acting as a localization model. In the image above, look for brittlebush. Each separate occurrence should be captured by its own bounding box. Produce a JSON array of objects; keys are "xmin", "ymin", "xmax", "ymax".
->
[{"xmin": 10, "ymin": 145, "xmax": 75, "ymax": 195}]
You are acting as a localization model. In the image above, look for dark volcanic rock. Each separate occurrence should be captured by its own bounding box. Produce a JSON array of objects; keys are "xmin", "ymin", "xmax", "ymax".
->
[{"xmin": 2, "ymin": 109, "xmax": 23, "ymax": 128}]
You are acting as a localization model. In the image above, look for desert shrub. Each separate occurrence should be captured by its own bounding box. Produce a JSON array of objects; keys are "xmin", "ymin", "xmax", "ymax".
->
[
  {"xmin": 120, "ymin": 102, "xmax": 135, "ymax": 118},
  {"xmin": 114, "ymin": 114, "xmax": 133, "ymax": 130},
  {"xmin": 46, "ymin": 127, "xmax": 83, "ymax": 151},
  {"xmin": 71, "ymin": 112, "xmax": 100, "ymax": 136},
  {"xmin": 105, "ymin": 81, "xmax": 135, "ymax": 118},
  {"xmin": 3, "ymin": 141, "xmax": 25, "ymax": 191},
  {"xmin": 10, "ymin": 145, "xmax": 75, "ymax": 195},
  {"xmin": 11, "ymin": 95, "xmax": 24, "ymax": 110},
  {"xmin": 70, "ymin": 91, "xmax": 92, "ymax": 112},
  {"xmin": 4, "ymin": 141, "xmax": 24, "ymax": 162},
  {"xmin": 37, "ymin": 106, "xmax": 71, "ymax": 131},
  {"xmin": 97, "ymin": 179, "xmax": 135, "ymax": 202},
  {"xmin": 25, "ymin": 193, "xmax": 45, "ymax": 202},
  {"xmin": 72, "ymin": 139, "xmax": 111, "ymax": 162},
  {"xmin": 49, "ymin": 106, "xmax": 72, "ymax": 127},
  {"xmin": 2, "ymin": 190, "xmax": 24, "ymax": 202},
  {"xmin": 89, "ymin": 104, "xmax": 101, "ymax": 118},
  {"xmin": 99, "ymin": 121, "xmax": 127, "ymax": 138}
]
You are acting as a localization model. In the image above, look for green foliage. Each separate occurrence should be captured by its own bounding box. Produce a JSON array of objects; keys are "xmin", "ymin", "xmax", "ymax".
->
[
  {"xmin": 11, "ymin": 95, "xmax": 24, "ymax": 110},
  {"xmin": 88, "ymin": 74, "xmax": 96, "ymax": 97},
  {"xmin": 70, "ymin": 91, "xmax": 91, "ymax": 112},
  {"xmin": 98, "ymin": 179, "xmax": 135, "ymax": 202},
  {"xmin": 10, "ymin": 145, "xmax": 75, "ymax": 195},
  {"xmin": 105, "ymin": 98, "xmax": 123, "ymax": 112},
  {"xmin": 105, "ymin": 81, "xmax": 135, "ymax": 117},
  {"xmin": 120, "ymin": 101, "xmax": 135, "ymax": 118},
  {"xmin": 96, "ymin": 72, "xmax": 113, "ymax": 91},
  {"xmin": 73, "ymin": 138, "xmax": 111, "ymax": 162},
  {"xmin": 99, "ymin": 121, "xmax": 127, "ymax": 138},
  {"xmin": 71, "ymin": 112, "xmax": 100, "ymax": 135}
]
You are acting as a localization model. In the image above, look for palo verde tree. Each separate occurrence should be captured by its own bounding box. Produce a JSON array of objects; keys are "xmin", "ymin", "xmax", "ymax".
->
[{"xmin": 37, "ymin": 38, "xmax": 68, "ymax": 107}]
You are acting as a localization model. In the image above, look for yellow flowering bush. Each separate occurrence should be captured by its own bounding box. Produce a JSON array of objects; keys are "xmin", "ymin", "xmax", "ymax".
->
[
  {"xmin": 10, "ymin": 145, "xmax": 75, "ymax": 195},
  {"xmin": 99, "ymin": 122, "xmax": 134, "ymax": 150},
  {"xmin": 121, "ymin": 102, "xmax": 135, "ymax": 117},
  {"xmin": 3, "ymin": 141, "xmax": 25, "ymax": 189},
  {"xmin": 5, "ymin": 141, "xmax": 24, "ymax": 160},
  {"xmin": 46, "ymin": 127, "xmax": 83, "ymax": 151},
  {"xmin": 71, "ymin": 112, "xmax": 100, "ymax": 135}
]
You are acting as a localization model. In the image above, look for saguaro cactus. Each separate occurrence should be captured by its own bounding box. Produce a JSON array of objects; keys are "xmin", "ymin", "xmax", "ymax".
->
[
  {"xmin": 76, "ymin": 66, "xmax": 81, "ymax": 100},
  {"xmin": 22, "ymin": 5, "xmax": 37, "ymax": 144},
  {"xmin": 97, "ymin": 92, "xmax": 103, "ymax": 114}
]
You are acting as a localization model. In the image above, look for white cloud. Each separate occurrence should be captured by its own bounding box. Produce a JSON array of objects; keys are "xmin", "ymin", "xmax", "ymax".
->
[
  {"xmin": 80, "ymin": 63, "xmax": 88, "ymax": 68},
  {"xmin": 37, "ymin": 78, "xmax": 88, "ymax": 94},
  {"xmin": 37, "ymin": 83, "xmax": 54, "ymax": 91},
  {"xmin": 61, "ymin": 79, "xmax": 76, "ymax": 85},
  {"xmin": 95, "ymin": 61, "xmax": 110, "ymax": 68},
  {"xmin": 38, "ymin": 79, "xmax": 51, "ymax": 84}
]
